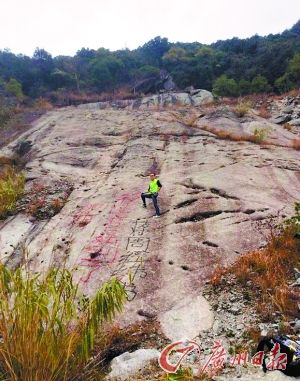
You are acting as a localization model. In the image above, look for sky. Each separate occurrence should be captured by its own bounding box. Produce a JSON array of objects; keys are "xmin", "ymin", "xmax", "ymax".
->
[{"xmin": 0, "ymin": 0, "xmax": 299, "ymax": 57}]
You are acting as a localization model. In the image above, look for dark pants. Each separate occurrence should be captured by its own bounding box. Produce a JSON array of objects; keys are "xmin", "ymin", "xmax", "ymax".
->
[{"xmin": 141, "ymin": 192, "xmax": 160, "ymax": 216}]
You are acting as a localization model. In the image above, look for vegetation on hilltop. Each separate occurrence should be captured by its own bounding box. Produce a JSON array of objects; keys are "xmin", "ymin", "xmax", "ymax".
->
[{"xmin": 0, "ymin": 20, "xmax": 299, "ymax": 103}]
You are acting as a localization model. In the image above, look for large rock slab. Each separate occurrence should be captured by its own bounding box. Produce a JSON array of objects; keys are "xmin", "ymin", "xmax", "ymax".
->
[{"xmin": 0, "ymin": 104, "xmax": 299, "ymax": 340}]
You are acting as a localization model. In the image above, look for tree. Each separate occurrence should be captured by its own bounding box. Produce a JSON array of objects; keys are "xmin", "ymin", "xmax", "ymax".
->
[
  {"xmin": 274, "ymin": 52, "xmax": 300, "ymax": 93},
  {"xmin": 90, "ymin": 61, "xmax": 113, "ymax": 91},
  {"xmin": 288, "ymin": 52, "xmax": 300, "ymax": 80},
  {"xmin": 212, "ymin": 74, "xmax": 238, "ymax": 96},
  {"xmin": 238, "ymin": 79, "xmax": 252, "ymax": 95},
  {"xmin": 162, "ymin": 47, "xmax": 187, "ymax": 63},
  {"xmin": 131, "ymin": 65, "xmax": 160, "ymax": 94},
  {"xmin": 139, "ymin": 36, "xmax": 170, "ymax": 67},
  {"xmin": 50, "ymin": 68, "xmax": 76, "ymax": 89},
  {"xmin": 89, "ymin": 55, "xmax": 124, "ymax": 91},
  {"xmin": 33, "ymin": 47, "xmax": 53, "ymax": 74},
  {"xmin": 251, "ymin": 75, "xmax": 272, "ymax": 93},
  {"xmin": 274, "ymin": 74, "xmax": 293, "ymax": 93},
  {"xmin": 5, "ymin": 78, "xmax": 25, "ymax": 101}
]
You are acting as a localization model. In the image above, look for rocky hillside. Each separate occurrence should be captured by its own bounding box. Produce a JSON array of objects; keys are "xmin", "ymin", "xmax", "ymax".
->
[{"xmin": 0, "ymin": 92, "xmax": 300, "ymax": 379}]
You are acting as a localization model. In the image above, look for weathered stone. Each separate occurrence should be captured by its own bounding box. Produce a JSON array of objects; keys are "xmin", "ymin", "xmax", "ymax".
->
[
  {"xmin": 106, "ymin": 349, "xmax": 160, "ymax": 381},
  {"xmin": 282, "ymin": 105, "xmax": 294, "ymax": 114},
  {"xmin": 290, "ymin": 118, "xmax": 300, "ymax": 126},
  {"xmin": 191, "ymin": 89, "xmax": 214, "ymax": 105},
  {"xmin": 270, "ymin": 114, "xmax": 292, "ymax": 124},
  {"xmin": 159, "ymin": 295, "xmax": 214, "ymax": 341},
  {"xmin": 0, "ymin": 103, "xmax": 299, "ymax": 346}
]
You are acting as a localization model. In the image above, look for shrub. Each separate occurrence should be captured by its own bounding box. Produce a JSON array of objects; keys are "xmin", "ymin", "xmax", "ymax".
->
[
  {"xmin": 283, "ymin": 122, "xmax": 292, "ymax": 131},
  {"xmin": 33, "ymin": 97, "xmax": 53, "ymax": 111},
  {"xmin": 234, "ymin": 101, "xmax": 251, "ymax": 117},
  {"xmin": 251, "ymin": 75, "xmax": 272, "ymax": 93},
  {"xmin": 5, "ymin": 78, "xmax": 25, "ymax": 102},
  {"xmin": 0, "ymin": 266, "xmax": 126, "ymax": 381},
  {"xmin": 238, "ymin": 79, "xmax": 252, "ymax": 96},
  {"xmin": 252, "ymin": 127, "xmax": 271, "ymax": 142},
  {"xmin": 284, "ymin": 201, "xmax": 300, "ymax": 235},
  {"xmin": 212, "ymin": 75, "xmax": 239, "ymax": 97},
  {"xmin": 0, "ymin": 167, "xmax": 25, "ymax": 218}
]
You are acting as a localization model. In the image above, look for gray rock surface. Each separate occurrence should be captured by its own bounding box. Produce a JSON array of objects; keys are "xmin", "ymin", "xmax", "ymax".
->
[
  {"xmin": 291, "ymin": 118, "xmax": 300, "ymax": 126},
  {"xmin": 0, "ymin": 103, "xmax": 299, "ymax": 347},
  {"xmin": 76, "ymin": 90, "xmax": 214, "ymax": 111},
  {"xmin": 270, "ymin": 95, "xmax": 300, "ymax": 128},
  {"xmin": 106, "ymin": 348, "xmax": 160, "ymax": 380},
  {"xmin": 192, "ymin": 89, "xmax": 214, "ymax": 105},
  {"xmin": 215, "ymin": 369, "xmax": 297, "ymax": 380},
  {"xmin": 270, "ymin": 114, "xmax": 292, "ymax": 124}
]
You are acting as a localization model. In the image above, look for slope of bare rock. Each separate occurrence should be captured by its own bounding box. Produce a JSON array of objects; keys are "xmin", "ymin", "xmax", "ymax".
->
[
  {"xmin": 0, "ymin": 103, "xmax": 299, "ymax": 344},
  {"xmin": 75, "ymin": 89, "xmax": 214, "ymax": 111}
]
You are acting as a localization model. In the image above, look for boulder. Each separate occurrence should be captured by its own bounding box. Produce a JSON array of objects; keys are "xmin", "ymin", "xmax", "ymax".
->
[
  {"xmin": 133, "ymin": 70, "xmax": 177, "ymax": 94},
  {"xmin": 130, "ymin": 91, "xmax": 214, "ymax": 109},
  {"xmin": 281, "ymin": 105, "xmax": 294, "ymax": 114},
  {"xmin": 106, "ymin": 349, "xmax": 160, "ymax": 381},
  {"xmin": 270, "ymin": 114, "xmax": 292, "ymax": 124},
  {"xmin": 163, "ymin": 76, "xmax": 177, "ymax": 91},
  {"xmin": 173, "ymin": 92, "xmax": 192, "ymax": 106},
  {"xmin": 192, "ymin": 90, "xmax": 214, "ymax": 105},
  {"xmin": 290, "ymin": 118, "xmax": 300, "ymax": 126}
]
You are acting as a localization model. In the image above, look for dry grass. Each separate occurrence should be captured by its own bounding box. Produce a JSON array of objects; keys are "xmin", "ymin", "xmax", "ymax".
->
[
  {"xmin": 292, "ymin": 139, "xmax": 300, "ymax": 150},
  {"xmin": 283, "ymin": 122, "xmax": 292, "ymax": 131},
  {"xmin": 230, "ymin": 227, "xmax": 300, "ymax": 320},
  {"xmin": 210, "ymin": 266, "xmax": 227, "ymax": 287},
  {"xmin": 158, "ymin": 107, "xmax": 203, "ymax": 128},
  {"xmin": 200, "ymin": 124, "xmax": 277, "ymax": 146},
  {"xmin": 210, "ymin": 203, "xmax": 300, "ymax": 322},
  {"xmin": 0, "ymin": 266, "xmax": 127, "ymax": 381},
  {"xmin": 0, "ymin": 166, "xmax": 25, "ymax": 218},
  {"xmin": 258, "ymin": 106, "xmax": 271, "ymax": 119},
  {"xmin": 95, "ymin": 320, "xmax": 169, "ymax": 380},
  {"xmin": 33, "ymin": 97, "xmax": 53, "ymax": 111},
  {"xmin": 234, "ymin": 101, "xmax": 251, "ymax": 117},
  {"xmin": 201, "ymin": 125, "xmax": 245, "ymax": 142},
  {"xmin": 243, "ymin": 326, "xmax": 262, "ymax": 344},
  {"xmin": 26, "ymin": 196, "xmax": 47, "ymax": 217},
  {"xmin": 25, "ymin": 181, "xmax": 72, "ymax": 219},
  {"xmin": 51, "ymin": 198, "xmax": 65, "ymax": 213}
]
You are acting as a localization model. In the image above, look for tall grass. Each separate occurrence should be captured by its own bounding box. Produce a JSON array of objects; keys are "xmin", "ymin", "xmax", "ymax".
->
[
  {"xmin": 0, "ymin": 265, "xmax": 126, "ymax": 381},
  {"xmin": 0, "ymin": 167, "xmax": 25, "ymax": 218},
  {"xmin": 229, "ymin": 205, "xmax": 300, "ymax": 320}
]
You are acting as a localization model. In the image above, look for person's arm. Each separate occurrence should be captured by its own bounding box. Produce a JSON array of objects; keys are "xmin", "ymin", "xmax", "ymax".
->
[{"xmin": 157, "ymin": 180, "xmax": 162, "ymax": 191}]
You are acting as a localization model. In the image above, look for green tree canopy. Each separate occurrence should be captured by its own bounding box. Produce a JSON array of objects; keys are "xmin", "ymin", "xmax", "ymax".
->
[
  {"xmin": 5, "ymin": 78, "xmax": 25, "ymax": 101},
  {"xmin": 251, "ymin": 75, "xmax": 272, "ymax": 93},
  {"xmin": 213, "ymin": 74, "xmax": 238, "ymax": 97}
]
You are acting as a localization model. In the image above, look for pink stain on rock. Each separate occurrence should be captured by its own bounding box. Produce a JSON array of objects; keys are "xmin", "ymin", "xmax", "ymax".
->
[{"xmin": 79, "ymin": 190, "xmax": 141, "ymax": 284}]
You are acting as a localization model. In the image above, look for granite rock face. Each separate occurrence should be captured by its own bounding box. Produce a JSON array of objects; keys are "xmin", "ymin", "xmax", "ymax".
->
[
  {"xmin": 0, "ymin": 102, "xmax": 299, "ymax": 345},
  {"xmin": 105, "ymin": 349, "xmax": 160, "ymax": 381},
  {"xmin": 77, "ymin": 90, "xmax": 214, "ymax": 111}
]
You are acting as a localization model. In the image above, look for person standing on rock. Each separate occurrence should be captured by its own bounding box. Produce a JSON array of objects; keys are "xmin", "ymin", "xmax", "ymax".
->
[{"xmin": 141, "ymin": 173, "xmax": 162, "ymax": 217}]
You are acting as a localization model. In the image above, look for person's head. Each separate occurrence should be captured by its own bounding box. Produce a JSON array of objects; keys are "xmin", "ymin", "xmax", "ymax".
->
[{"xmin": 149, "ymin": 173, "xmax": 156, "ymax": 180}]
